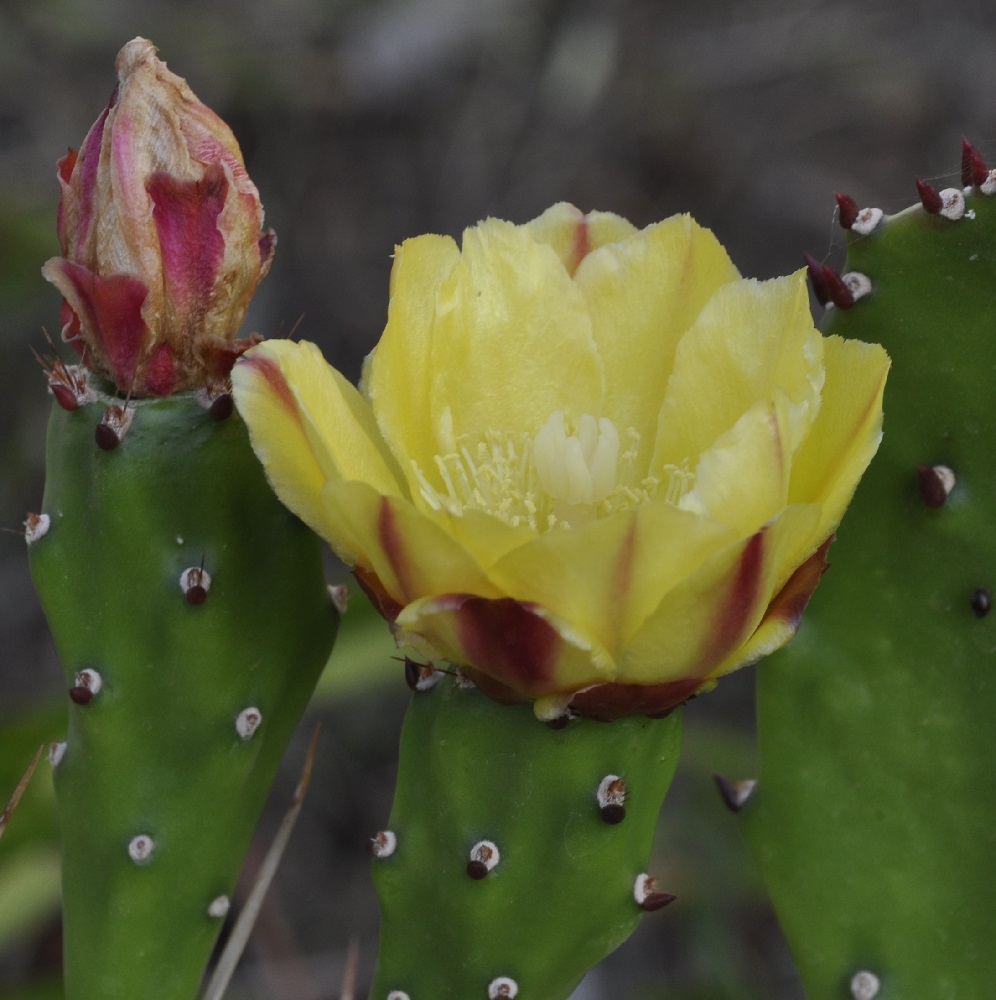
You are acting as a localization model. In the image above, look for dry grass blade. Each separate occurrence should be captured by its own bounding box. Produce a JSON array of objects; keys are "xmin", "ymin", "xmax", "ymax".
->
[
  {"xmin": 200, "ymin": 726, "xmax": 322, "ymax": 1000},
  {"xmin": 0, "ymin": 745, "xmax": 43, "ymax": 842},
  {"xmin": 339, "ymin": 936, "xmax": 360, "ymax": 1000}
]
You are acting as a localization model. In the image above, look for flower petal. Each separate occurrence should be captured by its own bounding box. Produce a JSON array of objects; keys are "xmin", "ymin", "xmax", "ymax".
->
[
  {"xmin": 576, "ymin": 214, "xmax": 740, "ymax": 464},
  {"xmin": 487, "ymin": 501, "xmax": 734, "ymax": 668},
  {"xmin": 364, "ymin": 233, "xmax": 463, "ymax": 499},
  {"xmin": 788, "ymin": 334, "xmax": 890, "ymax": 540},
  {"xmin": 321, "ymin": 484, "xmax": 501, "ymax": 609},
  {"xmin": 619, "ymin": 503, "xmax": 822, "ymax": 684},
  {"xmin": 652, "ymin": 270, "xmax": 823, "ymax": 477},
  {"xmin": 526, "ymin": 202, "xmax": 638, "ymax": 275},
  {"xmin": 428, "ymin": 218, "xmax": 604, "ymax": 446},
  {"xmin": 232, "ymin": 339, "xmax": 403, "ymax": 541},
  {"xmin": 679, "ymin": 393, "xmax": 794, "ymax": 535},
  {"xmin": 707, "ymin": 532, "xmax": 834, "ymax": 680},
  {"xmin": 395, "ymin": 593, "xmax": 610, "ymax": 708}
]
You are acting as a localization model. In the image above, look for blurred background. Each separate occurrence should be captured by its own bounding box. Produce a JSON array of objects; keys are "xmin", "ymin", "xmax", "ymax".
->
[{"xmin": 2, "ymin": 0, "xmax": 995, "ymax": 997}]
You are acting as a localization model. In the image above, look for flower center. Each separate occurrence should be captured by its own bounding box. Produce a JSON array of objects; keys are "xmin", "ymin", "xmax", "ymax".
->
[
  {"xmin": 532, "ymin": 411, "xmax": 619, "ymax": 505},
  {"xmin": 412, "ymin": 411, "xmax": 693, "ymax": 531}
]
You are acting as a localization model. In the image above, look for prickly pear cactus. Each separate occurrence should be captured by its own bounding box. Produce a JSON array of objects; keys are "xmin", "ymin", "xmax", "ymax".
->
[
  {"xmin": 27, "ymin": 384, "xmax": 338, "ymax": 1000},
  {"xmin": 740, "ymin": 145, "xmax": 996, "ymax": 998},
  {"xmin": 370, "ymin": 672, "xmax": 683, "ymax": 1000}
]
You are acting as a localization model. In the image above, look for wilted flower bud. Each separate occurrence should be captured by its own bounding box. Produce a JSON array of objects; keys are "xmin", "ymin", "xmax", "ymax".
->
[{"xmin": 42, "ymin": 37, "xmax": 275, "ymax": 395}]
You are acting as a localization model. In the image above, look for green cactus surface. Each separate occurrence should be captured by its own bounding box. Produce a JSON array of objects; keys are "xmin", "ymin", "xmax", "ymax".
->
[
  {"xmin": 741, "ymin": 169, "xmax": 996, "ymax": 998},
  {"xmin": 369, "ymin": 673, "xmax": 683, "ymax": 1000},
  {"xmin": 28, "ymin": 388, "xmax": 338, "ymax": 1000}
]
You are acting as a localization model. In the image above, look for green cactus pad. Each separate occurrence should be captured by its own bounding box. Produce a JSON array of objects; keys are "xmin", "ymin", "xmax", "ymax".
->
[
  {"xmin": 741, "ymin": 182, "xmax": 996, "ymax": 997},
  {"xmin": 369, "ymin": 674, "xmax": 683, "ymax": 1000},
  {"xmin": 28, "ymin": 390, "xmax": 338, "ymax": 1000}
]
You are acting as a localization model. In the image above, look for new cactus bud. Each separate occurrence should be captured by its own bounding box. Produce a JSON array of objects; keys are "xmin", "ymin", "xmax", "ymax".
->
[{"xmin": 41, "ymin": 37, "xmax": 274, "ymax": 396}]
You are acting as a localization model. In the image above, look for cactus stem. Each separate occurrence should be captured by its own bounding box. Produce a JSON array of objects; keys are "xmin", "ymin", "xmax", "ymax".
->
[
  {"xmin": 328, "ymin": 582, "xmax": 349, "ymax": 614},
  {"xmin": 916, "ymin": 464, "xmax": 956, "ymax": 507},
  {"xmin": 961, "ymin": 138, "xmax": 989, "ymax": 188},
  {"xmin": 179, "ymin": 564, "xmax": 211, "ymax": 604},
  {"xmin": 713, "ymin": 773, "xmax": 757, "ymax": 812},
  {"xmin": 835, "ymin": 192, "xmax": 859, "ymax": 229},
  {"xmin": 633, "ymin": 873, "xmax": 676, "ymax": 911},
  {"xmin": 49, "ymin": 741, "xmax": 67, "ymax": 767},
  {"xmin": 371, "ymin": 830, "xmax": 398, "ymax": 858},
  {"xmin": 849, "ymin": 970, "xmax": 881, "ymax": 999},
  {"xmin": 596, "ymin": 774, "xmax": 627, "ymax": 824},
  {"xmin": 235, "ymin": 707, "xmax": 262, "ymax": 740},
  {"xmin": 207, "ymin": 895, "xmax": 231, "ymax": 919},
  {"xmin": 488, "ymin": 977, "xmax": 519, "ymax": 999},
  {"xmin": 95, "ymin": 403, "xmax": 134, "ymax": 450},
  {"xmin": 970, "ymin": 587, "xmax": 991, "ymax": 618},
  {"xmin": 127, "ymin": 834, "xmax": 156, "ymax": 864},
  {"xmin": 23, "ymin": 512, "xmax": 51, "ymax": 544},
  {"xmin": 69, "ymin": 667, "xmax": 103, "ymax": 705},
  {"xmin": 404, "ymin": 658, "xmax": 441, "ymax": 692},
  {"xmin": 467, "ymin": 839, "xmax": 501, "ymax": 879}
]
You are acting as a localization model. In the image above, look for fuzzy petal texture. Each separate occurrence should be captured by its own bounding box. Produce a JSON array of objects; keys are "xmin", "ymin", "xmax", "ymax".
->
[{"xmin": 234, "ymin": 204, "xmax": 889, "ymax": 718}]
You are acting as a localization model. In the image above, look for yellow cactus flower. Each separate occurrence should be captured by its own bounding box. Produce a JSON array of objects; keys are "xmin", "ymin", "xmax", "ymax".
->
[{"xmin": 233, "ymin": 203, "xmax": 889, "ymax": 720}]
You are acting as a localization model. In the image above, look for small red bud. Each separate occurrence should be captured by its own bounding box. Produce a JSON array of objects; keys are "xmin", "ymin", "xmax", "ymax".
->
[
  {"xmin": 916, "ymin": 464, "xmax": 955, "ymax": 508},
  {"xmin": 834, "ymin": 192, "xmax": 859, "ymax": 229},
  {"xmin": 803, "ymin": 253, "xmax": 831, "ymax": 307},
  {"xmin": 916, "ymin": 178, "xmax": 943, "ymax": 214},
  {"xmin": 961, "ymin": 138, "xmax": 989, "ymax": 188},
  {"xmin": 822, "ymin": 264, "xmax": 856, "ymax": 309}
]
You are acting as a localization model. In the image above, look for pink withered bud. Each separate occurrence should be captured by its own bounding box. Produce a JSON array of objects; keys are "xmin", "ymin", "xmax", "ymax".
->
[{"xmin": 41, "ymin": 38, "xmax": 274, "ymax": 396}]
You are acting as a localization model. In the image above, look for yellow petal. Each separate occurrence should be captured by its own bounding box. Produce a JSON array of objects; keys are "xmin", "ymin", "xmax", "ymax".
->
[
  {"xmin": 487, "ymin": 500, "xmax": 735, "ymax": 667},
  {"xmin": 395, "ymin": 591, "xmax": 613, "ymax": 704},
  {"xmin": 707, "ymin": 532, "xmax": 833, "ymax": 680},
  {"xmin": 679, "ymin": 393, "xmax": 793, "ymax": 535},
  {"xmin": 428, "ymin": 218, "xmax": 605, "ymax": 447},
  {"xmin": 320, "ymin": 482, "xmax": 501, "ymax": 609},
  {"xmin": 619, "ymin": 503, "xmax": 821, "ymax": 683},
  {"xmin": 232, "ymin": 339, "xmax": 403, "ymax": 541},
  {"xmin": 652, "ymin": 269, "xmax": 823, "ymax": 477},
  {"xmin": 364, "ymin": 234, "xmax": 462, "ymax": 499},
  {"xmin": 788, "ymin": 334, "xmax": 890, "ymax": 540},
  {"xmin": 526, "ymin": 202, "xmax": 638, "ymax": 275},
  {"xmin": 576, "ymin": 214, "xmax": 741, "ymax": 466}
]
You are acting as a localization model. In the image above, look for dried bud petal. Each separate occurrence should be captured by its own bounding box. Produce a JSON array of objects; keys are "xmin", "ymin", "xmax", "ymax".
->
[{"xmin": 42, "ymin": 38, "xmax": 274, "ymax": 395}]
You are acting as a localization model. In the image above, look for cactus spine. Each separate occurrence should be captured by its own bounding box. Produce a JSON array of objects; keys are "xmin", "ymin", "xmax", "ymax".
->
[
  {"xmin": 740, "ymin": 147, "xmax": 996, "ymax": 998},
  {"xmin": 369, "ymin": 672, "xmax": 682, "ymax": 1000},
  {"xmin": 28, "ymin": 384, "xmax": 338, "ymax": 1000}
]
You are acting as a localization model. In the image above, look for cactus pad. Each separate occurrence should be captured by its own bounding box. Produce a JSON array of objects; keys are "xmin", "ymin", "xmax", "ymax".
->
[
  {"xmin": 741, "ymin": 168, "xmax": 996, "ymax": 997},
  {"xmin": 28, "ymin": 388, "xmax": 338, "ymax": 1000},
  {"xmin": 369, "ymin": 674, "xmax": 683, "ymax": 1000}
]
